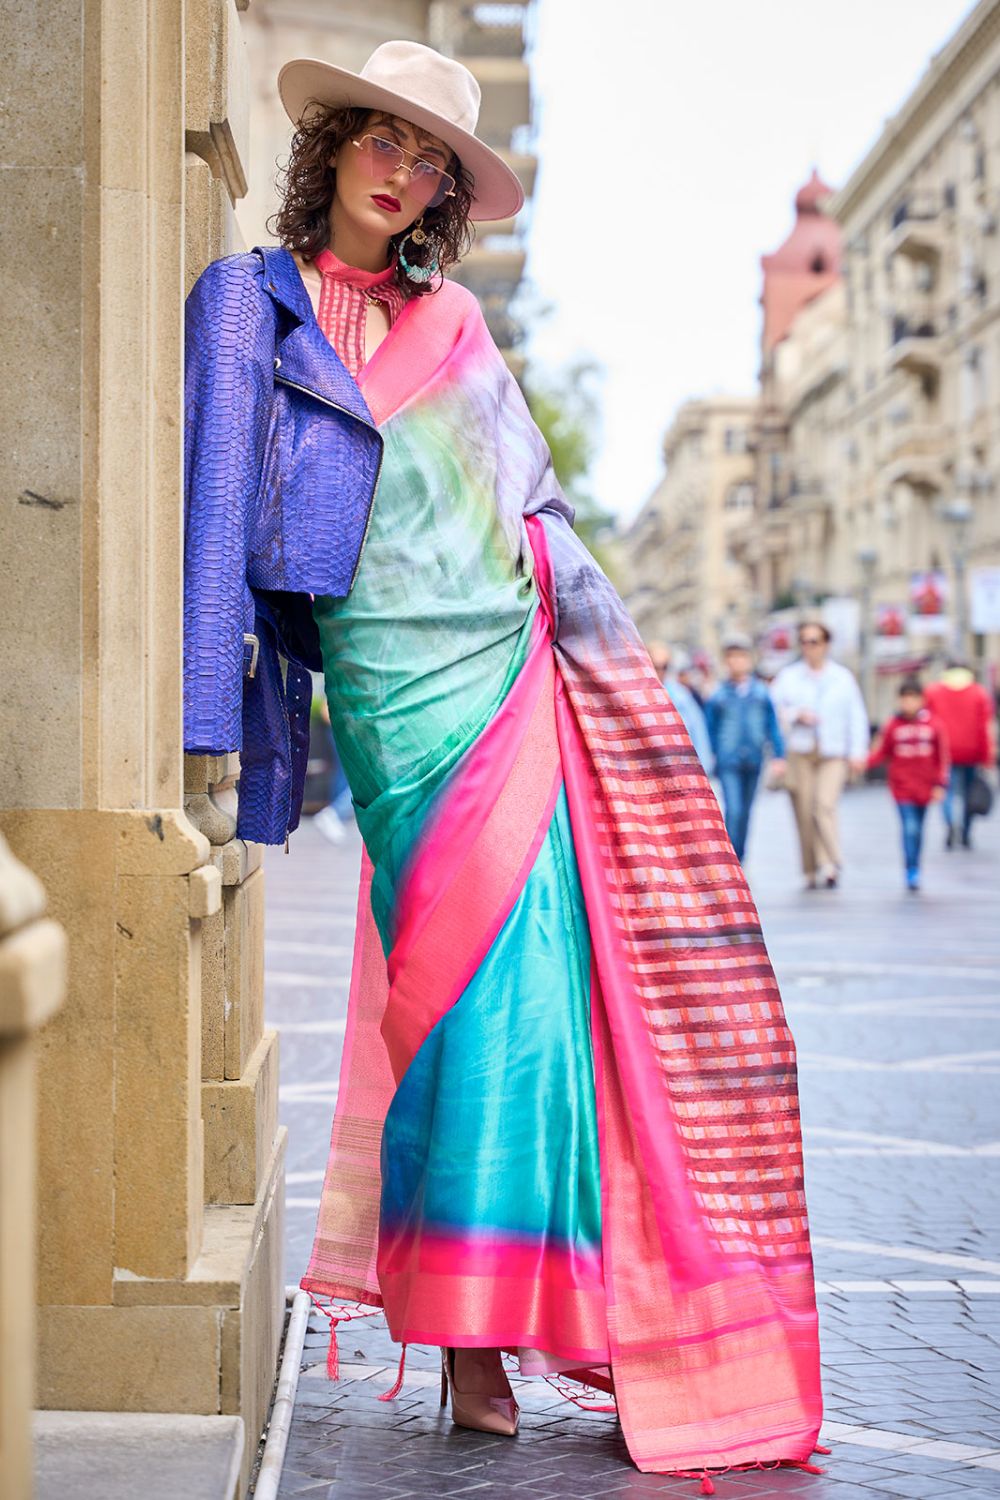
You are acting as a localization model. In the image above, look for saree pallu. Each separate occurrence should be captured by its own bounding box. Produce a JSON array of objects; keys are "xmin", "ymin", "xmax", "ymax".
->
[{"xmin": 301, "ymin": 279, "xmax": 823, "ymax": 1476}]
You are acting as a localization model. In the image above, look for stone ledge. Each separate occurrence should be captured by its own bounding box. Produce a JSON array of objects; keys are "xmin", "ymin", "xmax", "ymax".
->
[
  {"xmin": 33, "ymin": 1411, "xmax": 243, "ymax": 1500},
  {"xmin": 203, "ymin": 1027, "xmax": 279, "ymax": 1204},
  {"xmin": 114, "ymin": 1125, "xmax": 287, "ymax": 1307}
]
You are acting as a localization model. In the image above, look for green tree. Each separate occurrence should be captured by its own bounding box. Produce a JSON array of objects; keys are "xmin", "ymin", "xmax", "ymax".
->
[{"xmin": 521, "ymin": 359, "xmax": 622, "ymax": 582}]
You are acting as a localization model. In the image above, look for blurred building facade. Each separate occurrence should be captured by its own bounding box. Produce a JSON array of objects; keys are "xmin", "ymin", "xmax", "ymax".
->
[
  {"xmin": 239, "ymin": 0, "xmax": 538, "ymax": 372},
  {"xmin": 821, "ymin": 0, "xmax": 1000, "ymax": 716},
  {"xmin": 625, "ymin": 0, "xmax": 1000, "ymax": 720},
  {"xmin": 625, "ymin": 397, "xmax": 757, "ymax": 660}
]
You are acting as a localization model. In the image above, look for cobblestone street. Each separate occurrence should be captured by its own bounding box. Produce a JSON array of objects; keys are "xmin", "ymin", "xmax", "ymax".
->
[{"xmin": 261, "ymin": 781, "xmax": 1000, "ymax": 1498}]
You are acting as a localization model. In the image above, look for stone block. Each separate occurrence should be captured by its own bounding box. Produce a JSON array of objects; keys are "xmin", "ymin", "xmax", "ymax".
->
[
  {"xmin": 113, "ymin": 1126, "xmax": 287, "ymax": 1309},
  {"xmin": 36, "ymin": 1305, "xmax": 223, "ymax": 1413},
  {"xmin": 212, "ymin": 838, "xmax": 263, "ymax": 889},
  {"xmin": 185, "ymin": 0, "xmax": 249, "ymax": 201},
  {"xmin": 33, "ymin": 1412, "xmax": 244, "ymax": 1500},
  {"xmin": 224, "ymin": 865, "xmax": 264, "ymax": 1079},
  {"xmin": 203, "ymin": 1028, "xmax": 278, "ymax": 1204},
  {"xmin": 220, "ymin": 1131, "xmax": 286, "ymax": 1497},
  {"xmin": 190, "ymin": 865, "xmax": 223, "ymax": 919},
  {"xmin": 0, "ymin": 811, "xmax": 119, "ymax": 1306},
  {"xmin": 201, "ymin": 900, "xmax": 227, "ymax": 1083},
  {"xmin": 114, "ymin": 872, "xmax": 203, "ymax": 1278},
  {"xmin": 0, "ymin": 163, "xmax": 85, "ymax": 812}
]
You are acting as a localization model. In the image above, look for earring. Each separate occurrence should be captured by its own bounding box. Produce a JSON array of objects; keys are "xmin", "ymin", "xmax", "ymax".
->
[{"xmin": 396, "ymin": 214, "xmax": 439, "ymax": 284}]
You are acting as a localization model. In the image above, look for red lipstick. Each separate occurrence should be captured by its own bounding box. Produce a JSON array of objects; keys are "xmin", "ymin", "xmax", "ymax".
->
[{"xmin": 371, "ymin": 193, "xmax": 401, "ymax": 213}]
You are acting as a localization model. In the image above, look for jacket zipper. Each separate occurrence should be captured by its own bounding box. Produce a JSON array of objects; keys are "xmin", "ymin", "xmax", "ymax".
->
[{"xmin": 273, "ymin": 371, "xmax": 384, "ymax": 592}]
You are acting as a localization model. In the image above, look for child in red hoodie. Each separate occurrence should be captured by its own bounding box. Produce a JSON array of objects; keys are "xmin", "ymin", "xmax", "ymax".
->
[{"xmin": 867, "ymin": 678, "xmax": 950, "ymax": 892}]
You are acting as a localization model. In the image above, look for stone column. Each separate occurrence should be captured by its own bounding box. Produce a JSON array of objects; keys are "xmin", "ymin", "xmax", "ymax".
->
[
  {"xmin": 0, "ymin": 840, "xmax": 66, "ymax": 1500},
  {"xmin": 0, "ymin": 2, "xmax": 284, "ymax": 1495}
]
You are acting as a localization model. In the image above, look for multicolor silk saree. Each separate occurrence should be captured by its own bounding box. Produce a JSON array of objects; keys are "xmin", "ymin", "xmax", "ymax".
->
[{"xmin": 300, "ymin": 278, "xmax": 823, "ymax": 1479}]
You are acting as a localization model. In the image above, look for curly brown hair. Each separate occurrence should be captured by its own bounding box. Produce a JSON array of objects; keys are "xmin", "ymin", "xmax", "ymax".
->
[{"xmin": 267, "ymin": 104, "xmax": 475, "ymax": 297}]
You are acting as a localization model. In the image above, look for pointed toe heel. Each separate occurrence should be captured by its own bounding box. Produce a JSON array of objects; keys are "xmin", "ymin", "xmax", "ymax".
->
[{"xmin": 440, "ymin": 1348, "xmax": 520, "ymax": 1436}]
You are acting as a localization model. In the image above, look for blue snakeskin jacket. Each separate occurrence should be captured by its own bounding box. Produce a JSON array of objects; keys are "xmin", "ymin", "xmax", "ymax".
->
[{"xmin": 183, "ymin": 244, "xmax": 383, "ymax": 845}]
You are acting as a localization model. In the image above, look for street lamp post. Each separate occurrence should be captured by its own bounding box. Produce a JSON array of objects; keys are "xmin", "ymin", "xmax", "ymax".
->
[
  {"xmin": 936, "ymin": 496, "xmax": 974, "ymax": 657},
  {"xmin": 856, "ymin": 546, "xmax": 879, "ymax": 716}
]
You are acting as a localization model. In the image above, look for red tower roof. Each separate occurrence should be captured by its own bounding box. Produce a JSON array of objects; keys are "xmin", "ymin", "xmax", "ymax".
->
[{"xmin": 760, "ymin": 168, "xmax": 842, "ymax": 353}]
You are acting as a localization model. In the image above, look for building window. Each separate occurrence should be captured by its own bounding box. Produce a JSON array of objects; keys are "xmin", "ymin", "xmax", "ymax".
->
[
  {"xmin": 725, "ymin": 481, "xmax": 755, "ymax": 511},
  {"xmin": 944, "ymin": 182, "xmax": 956, "ymax": 210},
  {"xmin": 723, "ymin": 426, "xmax": 748, "ymax": 453}
]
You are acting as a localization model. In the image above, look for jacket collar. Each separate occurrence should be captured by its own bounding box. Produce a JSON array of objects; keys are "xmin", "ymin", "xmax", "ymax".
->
[{"xmin": 252, "ymin": 244, "xmax": 378, "ymax": 432}]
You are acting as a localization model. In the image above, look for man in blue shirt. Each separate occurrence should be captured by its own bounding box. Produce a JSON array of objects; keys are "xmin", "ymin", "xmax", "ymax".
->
[{"xmin": 705, "ymin": 634, "xmax": 786, "ymax": 863}]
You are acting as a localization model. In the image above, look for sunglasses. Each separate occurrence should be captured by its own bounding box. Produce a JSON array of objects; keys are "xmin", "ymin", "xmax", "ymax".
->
[
  {"xmin": 351, "ymin": 133, "xmax": 456, "ymax": 209},
  {"xmin": 799, "ymin": 635, "xmax": 826, "ymax": 646}
]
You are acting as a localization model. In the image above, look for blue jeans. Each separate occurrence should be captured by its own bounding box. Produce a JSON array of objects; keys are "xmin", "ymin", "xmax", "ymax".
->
[
  {"xmin": 942, "ymin": 764, "xmax": 976, "ymax": 838},
  {"xmin": 717, "ymin": 762, "xmax": 761, "ymax": 862},
  {"xmin": 897, "ymin": 801, "xmax": 927, "ymax": 879}
]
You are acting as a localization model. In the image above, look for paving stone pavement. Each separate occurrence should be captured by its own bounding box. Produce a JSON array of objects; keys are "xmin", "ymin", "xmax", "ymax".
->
[{"xmin": 257, "ymin": 779, "xmax": 1000, "ymax": 1498}]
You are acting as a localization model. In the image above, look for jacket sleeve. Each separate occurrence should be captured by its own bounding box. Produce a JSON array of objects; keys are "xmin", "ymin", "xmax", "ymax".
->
[{"xmin": 183, "ymin": 256, "xmax": 275, "ymax": 754}]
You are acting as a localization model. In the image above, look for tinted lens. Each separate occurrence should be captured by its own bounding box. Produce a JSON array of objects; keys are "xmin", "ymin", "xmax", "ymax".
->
[
  {"xmin": 408, "ymin": 160, "xmax": 454, "ymax": 208},
  {"xmin": 361, "ymin": 135, "xmax": 404, "ymax": 177}
]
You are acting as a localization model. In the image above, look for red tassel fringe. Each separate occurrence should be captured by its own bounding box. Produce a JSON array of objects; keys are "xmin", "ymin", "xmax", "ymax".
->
[
  {"xmin": 377, "ymin": 1341, "xmax": 408, "ymax": 1401},
  {"xmin": 663, "ymin": 1450, "xmax": 829, "ymax": 1493},
  {"xmin": 303, "ymin": 1292, "xmax": 381, "ymax": 1385}
]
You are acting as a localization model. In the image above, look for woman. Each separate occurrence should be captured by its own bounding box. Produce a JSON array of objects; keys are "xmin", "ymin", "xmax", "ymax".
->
[{"xmin": 183, "ymin": 41, "xmax": 823, "ymax": 1485}]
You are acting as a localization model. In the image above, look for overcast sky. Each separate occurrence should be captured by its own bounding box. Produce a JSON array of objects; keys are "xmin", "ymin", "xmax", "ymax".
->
[{"xmin": 522, "ymin": 0, "xmax": 977, "ymax": 523}]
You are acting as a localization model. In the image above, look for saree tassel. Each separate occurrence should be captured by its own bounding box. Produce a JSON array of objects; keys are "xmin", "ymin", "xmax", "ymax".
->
[
  {"xmin": 791, "ymin": 1461, "xmax": 826, "ymax": 1475},
  {"xmin": 303, "ymin": 1290, "xmax": 342, "ymax": 1381},
  {"xmin": 326, "ymin": 1319, "xmax": 340, "ymax": 1381},
  {"xmin": 377, "ymin": 1342, "xmax": 408, "ymax": 1402},
  {"xmin": 813, "ymin": 1444, "xmax": 832, "ymax": 1455},
  {"xmin": 699, "ymin": 1472, "xmax": 716, "ymax": 1495}
]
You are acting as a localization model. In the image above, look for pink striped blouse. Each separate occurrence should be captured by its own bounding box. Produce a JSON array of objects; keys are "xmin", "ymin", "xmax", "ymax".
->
[{"xmin": 314, "ymin": 246, "xmax": 408, "ymax": 377}]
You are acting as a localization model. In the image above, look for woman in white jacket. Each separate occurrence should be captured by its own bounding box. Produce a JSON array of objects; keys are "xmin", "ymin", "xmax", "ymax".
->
[{"xmin": 770, "ymin": 620, "xmax": 870, "ymax": 888}]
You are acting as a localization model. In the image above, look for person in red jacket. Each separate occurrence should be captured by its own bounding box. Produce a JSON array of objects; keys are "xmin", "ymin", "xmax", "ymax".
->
[
  {"xmin": 867, "ymin": 678, "xmax": 950, "ymax": 892},
  {"xmin": 924, "ymin": 659, "xmax": 996, "ymax": 849}
]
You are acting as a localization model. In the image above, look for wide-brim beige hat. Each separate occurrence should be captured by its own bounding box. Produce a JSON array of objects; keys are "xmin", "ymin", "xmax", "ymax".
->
[{"xmin": 277, "ymin": 40, "xmax": 525, "ymax": 223}]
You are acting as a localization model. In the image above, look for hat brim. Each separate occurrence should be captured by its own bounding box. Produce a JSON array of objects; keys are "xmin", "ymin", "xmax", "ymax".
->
[{"xmin": 276, "ymin": 58, "xmax": 526, "ymax": 223}]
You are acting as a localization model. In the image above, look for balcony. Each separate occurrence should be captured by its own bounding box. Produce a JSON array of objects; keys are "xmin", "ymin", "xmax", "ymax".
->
[
  {"xmin": 878, "ymin": 420, "xmax": 949, "ymax": 468},
  {"xmin": 463, "ymin": 56, "xmax": 531, "ymax": 148},
  {"xmin": 887, "ymin": 317, "xmax": 943, "ymax": 378},
  {"xmin": 451, "ymin": 241, "xmax": 526, "ymax": 295},
  {"xmin": 885, "ymin": 196, "xmax": 944, "ymax": 264},
  {"xmin": 453, "ymin": 2, "xmax": 531, "ymax": 59},
  {"xmin": 787, "ymin": 476, "xmax": 832, "ymax": 512},
  {"xmin": 883, "ymin": 453, "xmax": 947, "ymax": 494}
]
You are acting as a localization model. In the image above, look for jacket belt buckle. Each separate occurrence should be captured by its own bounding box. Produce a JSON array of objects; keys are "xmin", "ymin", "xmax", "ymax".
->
[{"xmin": 243, "ymin": 632, "xmax": 260, "ymax": 680}]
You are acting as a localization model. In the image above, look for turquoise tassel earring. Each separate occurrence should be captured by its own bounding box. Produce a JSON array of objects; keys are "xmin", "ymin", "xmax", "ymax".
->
[{"xmin": 396, "ymin": 215, "xmax": 439, "ymax": 284}]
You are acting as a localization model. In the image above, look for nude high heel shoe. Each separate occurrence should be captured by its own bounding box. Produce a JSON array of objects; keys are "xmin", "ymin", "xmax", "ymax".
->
[{"xmin": 440, "ymin": 1347, "xmax": 520, "ymax": 1436}]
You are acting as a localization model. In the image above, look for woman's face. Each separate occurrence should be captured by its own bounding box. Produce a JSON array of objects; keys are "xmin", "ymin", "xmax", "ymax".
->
[{"xmin": 332, "ymin": 112, "xmax": 454, "ymax": 239}]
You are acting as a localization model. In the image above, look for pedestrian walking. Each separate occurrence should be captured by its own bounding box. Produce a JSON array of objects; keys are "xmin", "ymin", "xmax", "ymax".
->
[
  {"xmin": 770, "ymin": 620, "xmax": 870, "ymax": 889},
  {"xmin": 866, "ymin": 678, "xmax": 950, "ymax": 892},
  {"xmin": 182, "ymin": 40, "xmax": 821, "ymax": 1483},
  {"xmin": 924, "ymin": 658, "xmax": 996, "ymax": 849},
  {"xmin": 705, "ymin": 633, "xmax": 786, "ymax": 863},
  {"xmin": 648, "ymin": 641, "xmax": 713, "ymax": 770}
]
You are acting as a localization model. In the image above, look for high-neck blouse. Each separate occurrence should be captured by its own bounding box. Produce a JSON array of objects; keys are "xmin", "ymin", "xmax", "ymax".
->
[{"xmin": 314, "ymin": 246, "xmax": 408, "ymax": 378}]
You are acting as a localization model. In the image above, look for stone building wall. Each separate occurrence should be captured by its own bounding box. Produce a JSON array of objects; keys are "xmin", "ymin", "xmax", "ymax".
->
[{"xmin": 1, "ymin": 2, "xmax": 284, "ymax": 1494}]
